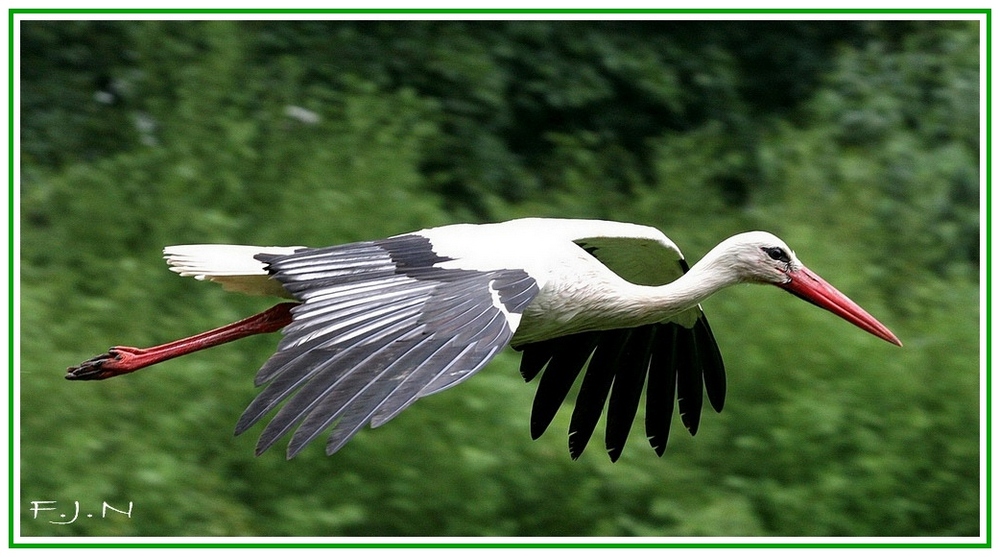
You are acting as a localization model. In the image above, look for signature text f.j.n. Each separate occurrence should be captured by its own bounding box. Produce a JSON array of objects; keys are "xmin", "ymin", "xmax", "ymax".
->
[{"xmin": 28, "ymin": 500, "xmax": 133, "ymax": 525}]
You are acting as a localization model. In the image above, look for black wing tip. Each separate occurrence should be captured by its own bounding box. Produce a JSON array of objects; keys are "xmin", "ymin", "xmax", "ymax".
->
[
  {"xmin": 529, "ymin": 420, "xmax": 547, "ymax": 441},
  {"xmin": 645, "ymin": 433, "xmax": 670, "ymax": 456},
  {"xmin": 680, "ymin": 411, "xmax": 700, "ymax": 437},
  {"xmin": 694, "ymin": 314, "xmax": 727, "ymax": 414},
  {"xmin": 567, "ymin": 442, "xmax": 629, "ymax": 463},
  {"xmin": 533, "ymin": 316, "xmax": 727, "ymax": 462},
  {"xmin": 568, "ymin": 431, "xmax": 588, "ymax": 460}
]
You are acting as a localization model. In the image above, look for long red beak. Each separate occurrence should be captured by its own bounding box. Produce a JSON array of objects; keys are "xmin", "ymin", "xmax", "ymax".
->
[{"xmin": 778, "ymin": 266, "xmax": 902, "ymax": 346}]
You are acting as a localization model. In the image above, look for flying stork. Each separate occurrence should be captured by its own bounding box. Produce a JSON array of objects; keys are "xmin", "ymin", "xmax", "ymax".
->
[{"xmin": 66, "ymin": 218, "xmax": 901, "ymax": 461}]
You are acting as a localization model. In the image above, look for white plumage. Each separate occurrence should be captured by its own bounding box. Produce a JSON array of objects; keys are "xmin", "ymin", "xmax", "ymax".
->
[
  {"xmin": 165, "ymin": 244, "xmax": 303, "ymax": 297},
  {"xmin": 68, "ymin": 217, "xmax": 900, "ymax": 461}
]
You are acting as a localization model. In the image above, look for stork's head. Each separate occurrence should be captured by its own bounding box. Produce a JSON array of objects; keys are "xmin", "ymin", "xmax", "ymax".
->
[
  {"xmin": 713, "ymin": 231, "xmax": 802, "ymax": 284},
  {"xmin": 715, "ymin": 231, "xmax": 902, "ymax": 346}
]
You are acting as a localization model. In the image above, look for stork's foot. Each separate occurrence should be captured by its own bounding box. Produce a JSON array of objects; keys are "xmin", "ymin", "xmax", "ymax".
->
[{"xmin": 66, "ymin": 347, "xmax": 148, "ymax": 380}]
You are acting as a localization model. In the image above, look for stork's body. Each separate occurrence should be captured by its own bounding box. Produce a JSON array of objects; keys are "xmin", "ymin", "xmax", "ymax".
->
[
  {"xmin": 67, "ymin": 218, "xmax": 900, "ymax": 461},
  {"xmin": 418, "ymin": 219, "xmax": 686, "ymax": 342}
]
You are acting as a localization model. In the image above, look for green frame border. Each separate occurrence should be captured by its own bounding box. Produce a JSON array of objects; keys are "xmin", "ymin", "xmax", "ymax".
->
[{"xmin": 7, "ymin": 7, "xmax": 991, "ymax": 549}]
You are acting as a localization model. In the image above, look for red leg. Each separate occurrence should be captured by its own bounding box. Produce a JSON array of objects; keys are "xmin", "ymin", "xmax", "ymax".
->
[{"xmin": 66, "ymin": 302, "xmax": 298, "ymax": 381}]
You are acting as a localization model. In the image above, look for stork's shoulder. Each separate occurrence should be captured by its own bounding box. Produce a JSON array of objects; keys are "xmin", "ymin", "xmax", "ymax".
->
[
  {"xmin": 415, "ymin": 218, "xmax": 680, "ymax": 253},
  {"xmin": 505, "ymin": 218, "xmax": 680, "ymax": 251},
  {"xmin": 409, "ymin": 218, "xmax": 685, "ymax": 286}
]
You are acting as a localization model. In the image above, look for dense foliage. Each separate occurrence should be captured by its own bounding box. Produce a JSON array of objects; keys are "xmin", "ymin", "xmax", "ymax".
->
[{"xmin": 18, "ymin": 19, "xmax": 980, "ymax": 538}]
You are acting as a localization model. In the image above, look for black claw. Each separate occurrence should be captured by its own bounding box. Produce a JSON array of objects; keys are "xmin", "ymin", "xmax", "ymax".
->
[{"xmin": 65, "ymin": 352, "xmax": 114, "ymax": 380}]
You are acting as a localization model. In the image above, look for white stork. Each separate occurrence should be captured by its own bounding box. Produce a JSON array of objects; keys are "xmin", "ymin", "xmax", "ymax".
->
[{"xmin": 66, "ymin": 218, "xmax": 901, "ymax": 461}]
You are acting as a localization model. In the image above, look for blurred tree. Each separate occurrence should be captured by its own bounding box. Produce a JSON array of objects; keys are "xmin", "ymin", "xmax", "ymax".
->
[{"xmin": 18, "ymin": 19, "xmax": 980, "ymax": 538}]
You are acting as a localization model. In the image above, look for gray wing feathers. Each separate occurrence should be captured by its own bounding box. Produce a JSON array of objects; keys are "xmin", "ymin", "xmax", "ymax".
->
[{"xmin": 234, "ymin": 236, "xmax": 539, "ymax": 458}]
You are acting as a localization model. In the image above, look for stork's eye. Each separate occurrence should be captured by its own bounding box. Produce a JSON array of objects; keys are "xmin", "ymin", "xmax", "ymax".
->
[{"xmin": 762, "ymin": 246, "xmax": 790, "ymax": 263}]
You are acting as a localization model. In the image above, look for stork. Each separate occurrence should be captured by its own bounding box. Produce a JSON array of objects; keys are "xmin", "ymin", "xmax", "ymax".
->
[{"xmin": 66, "ymin": 218, "xmax": 901, "ymax": 461}]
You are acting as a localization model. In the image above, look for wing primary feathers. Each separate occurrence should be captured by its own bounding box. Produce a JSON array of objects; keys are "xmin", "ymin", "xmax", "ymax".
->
[
  {"xmin": 568, "ymin": 329, "xmax": 629, "ymax": 460},
  {"xmin": 675, "ymin": 325, "xmax": 704, "ymax": 436},
  {"xmin": 523, "ymin": 332, "xmax": 599, "ymax": 440},
  {"xmin": 695, "ymin": 315, "xmax": 726, "ymax": 413},
  {"xmin": 253, "ymin": 329, "xmax": 414, "ymax": 455},
  {"xmin": 645, "ymin": 324, "xmax": 678, "ymax": 456},
  {"xmin": 287, "ymin": 335, "xmax": 455, "ymax": 458},
  {"xmin": 604, "ymin": 325, "xmax": 656, "ymax": 462},
  {"xmin": 518, "ymin": 343, "xmax": 552, "ymax": 382},
  {"xmin": 521, "ymin": 318, "xmax": 721, "ymax": 460}
]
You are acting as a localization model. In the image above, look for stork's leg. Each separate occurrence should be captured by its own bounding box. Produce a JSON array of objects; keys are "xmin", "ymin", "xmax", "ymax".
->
[{"xmin": 65, "ymin": 302, "xmax": 298, "ymax": 381}]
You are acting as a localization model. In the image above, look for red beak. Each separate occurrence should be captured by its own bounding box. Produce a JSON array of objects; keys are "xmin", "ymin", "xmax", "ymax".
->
[{"xmin": 778, "ymin": 266, "xmax": 902, "ymax": 346}]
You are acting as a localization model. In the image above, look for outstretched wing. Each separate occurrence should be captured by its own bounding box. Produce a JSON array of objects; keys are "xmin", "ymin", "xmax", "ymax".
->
[
  {"xmin": 235, "ymin": 234, "xmax": 539, "ymax": 458},
  {"xmin": 514, "ymin": 233, "xmax": 725, "ymax": 462}
]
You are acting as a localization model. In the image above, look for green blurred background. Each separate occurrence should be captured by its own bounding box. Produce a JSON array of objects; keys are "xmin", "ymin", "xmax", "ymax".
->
[{"xmin": 18, "ymin": 19, "xmax": 981, "ymax": 537}]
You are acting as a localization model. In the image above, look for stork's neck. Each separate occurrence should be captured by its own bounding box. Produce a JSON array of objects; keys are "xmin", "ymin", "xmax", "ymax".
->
[
  {"xmin": 623, "ymin": 244, "xmax": 744, "ymax": 322},
  {"xmin": 662, "ymin": 257, "xmax": 739, "ymax": 308},
  {"xmin": 517, "ymin": 238, "xmax": 747, "ymax": 344}
]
